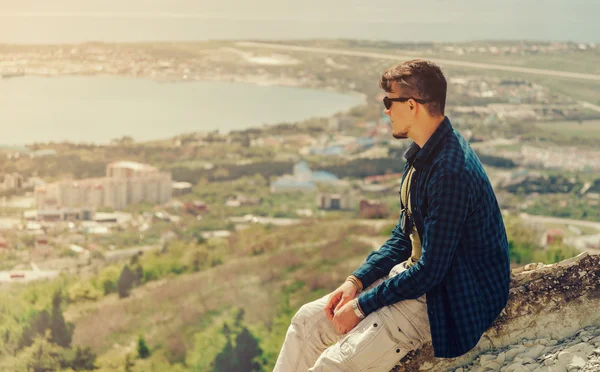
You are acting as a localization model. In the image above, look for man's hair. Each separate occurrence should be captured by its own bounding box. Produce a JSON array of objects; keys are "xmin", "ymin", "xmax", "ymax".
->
[{"xmin": 379, "ymin": 59, "xmax": 447, "ymax": 116}]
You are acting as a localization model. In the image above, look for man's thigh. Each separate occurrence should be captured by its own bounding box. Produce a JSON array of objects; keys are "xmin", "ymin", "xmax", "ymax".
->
[
  {"xmin": 312, "ymin": 305, "xmax": 413, "ymax": 372},
  {"xmin": 311, "ymin": 276, "xmax": 430, "ymax": 371}
]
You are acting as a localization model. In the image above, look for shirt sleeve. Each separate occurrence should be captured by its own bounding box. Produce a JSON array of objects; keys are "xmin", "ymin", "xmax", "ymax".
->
[
  {"xmin": 351, "ymin": 213, "xmax": 412, "ymax": 289},
  {"xmin": 358, "ymin": 170, "xmax": 470, "ymax": 316}
]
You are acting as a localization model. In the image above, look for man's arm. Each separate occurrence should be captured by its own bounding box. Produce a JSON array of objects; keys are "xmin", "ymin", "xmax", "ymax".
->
[
  {"xmin": 357, "ymin": 170, "xmax": 470, "ymax": 315},
  {"xmin": 351, "ymin": 214, "xmax": 412, "ymax": 290}
]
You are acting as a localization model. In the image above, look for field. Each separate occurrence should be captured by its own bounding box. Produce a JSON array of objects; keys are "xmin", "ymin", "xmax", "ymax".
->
[{"xmin": 534, "ymin": 120, "xmax": 600, "ymax": 139}]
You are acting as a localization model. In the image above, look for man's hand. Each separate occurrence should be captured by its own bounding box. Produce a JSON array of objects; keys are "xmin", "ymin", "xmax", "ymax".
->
[
  {"xmin": 324, "ymin": 281, "xmax": 358, "ymax": 321},
  {"xmin": 332, "ymin": 299, "xmax": 361, "ymax": 334}
]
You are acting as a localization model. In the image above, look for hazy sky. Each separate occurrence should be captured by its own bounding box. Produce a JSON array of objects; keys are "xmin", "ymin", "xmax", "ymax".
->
[
  {"xmin": 1, "ymin": 0, "xmax": 594, "ymax": 21},
  {"xmin": 1, "ymin": 0, "xmax": 598, "ymax": 43}
]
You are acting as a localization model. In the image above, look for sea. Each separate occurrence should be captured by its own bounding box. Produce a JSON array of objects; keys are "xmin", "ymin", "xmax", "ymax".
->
[{"xmin": 0, "ymin": 76, "xmax": 363, "ymax": 145}]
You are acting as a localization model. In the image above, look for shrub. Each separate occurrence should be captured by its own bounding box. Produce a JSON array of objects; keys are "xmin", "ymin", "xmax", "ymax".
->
[
  {"xmin": 117, "ymin": 265, "xmax": 135, "ymax": 299},
  {"xmin": 137, "ymin": 335, "xmax": 151, "ymax": 359}
]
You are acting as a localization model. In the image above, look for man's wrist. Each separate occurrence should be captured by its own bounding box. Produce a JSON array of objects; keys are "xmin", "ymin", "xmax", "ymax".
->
[
  {"xmin": 352, "ymin": 298, "xmax": 366, "ymax": 319},
  {"xmin": 346, "ymin": 275, "xmax": 363, "ymax": 292}
]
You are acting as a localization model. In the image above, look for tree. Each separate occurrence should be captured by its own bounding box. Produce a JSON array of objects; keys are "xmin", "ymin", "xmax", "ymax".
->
[
  {"xmin": 58, "ymin": 346, "xmax": 97, "ymax": 371},
  {"xmin": 129, "ymin": 254, "xmax": 139, "ymax": 265},
  {"xmin": 234, "ymin": 308, "xmax": 245, "ymax": 327},
  {"xmin": 33, "ymin": 310, "xmax": 51, "ymax": 336},
  {"xmin": 19, "ymin": 310, "xmax": 51, "ymax": 349},
  {"xmin": 234, "ymin": 327, "xmax": 262, "ymax": 372},
  {"xmin": 50, "ymin": 291, "xmax": 73, "ymax": 348},
  {"xmin": 69, "ymin": 346, "xmax": 97, "ymax": 370},
  {"xmin": 133, "ymin": 264, "xmax": 144, "ymax": 286},
  {"xmin": 137, "ymin": 335, "xmax": 151, "ymax": 359},
  {"xmin": 222, "ymin": 323, "xmax": 231, "ymax": 340},
  {"xmin": 211, "ymin": 322, "xmax": 236, "ymax": 372},
  {"xmin": 117, "ymin": 265, "xmax": 135, "ymax": 299},
  {"xmin": 212, "ymin": 339, "xmax": 236, "ymax": 372},
  {"xmin": 18, "ymin": 337, "xmax": 62, "ymax": 372}
]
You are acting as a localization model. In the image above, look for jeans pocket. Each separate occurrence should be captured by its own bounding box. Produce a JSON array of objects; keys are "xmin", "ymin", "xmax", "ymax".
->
[
  {"xmin": 380, "ymin": 306, "xmax": 423, "ymax": 351},
  {"xmin": 340, "ymin": 312, "xmax": 407, "ymax": 371}
]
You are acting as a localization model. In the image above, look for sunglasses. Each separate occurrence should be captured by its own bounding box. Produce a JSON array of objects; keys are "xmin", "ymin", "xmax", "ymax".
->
[{"xmin": 383, "ymin": 96, "xmax": 430, "ymax": 110}]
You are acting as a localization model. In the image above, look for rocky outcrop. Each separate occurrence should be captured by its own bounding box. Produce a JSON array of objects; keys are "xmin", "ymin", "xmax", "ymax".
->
[{"xmin": 391, "ymin": 252, "xmax": 600, "ymax": 371}]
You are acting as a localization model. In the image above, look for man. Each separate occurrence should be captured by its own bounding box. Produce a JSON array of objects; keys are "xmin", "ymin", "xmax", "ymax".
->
[{"xmin": 274, "ymin": 59, "xmax": 511, "ymax": 371}]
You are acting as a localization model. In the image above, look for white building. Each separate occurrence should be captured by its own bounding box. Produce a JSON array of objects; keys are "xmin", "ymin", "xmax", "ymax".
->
[
  {"xmin": 270, "ymin": 162, "xmax": 341, "ymax": 194},
  {"xmin": 1, "ymin": 173, "xmax": 24, "ymax": 190},
  {"xmin": 35, "ymin": 161, "xmax": 171, "ymax": 212},
  {"xmin": 108, "ymin": 161, "xmax": 172, "ymax": 206},
  {"xmin": 316, "ymin": 193, "xmax": 354, "ymax": 210}
]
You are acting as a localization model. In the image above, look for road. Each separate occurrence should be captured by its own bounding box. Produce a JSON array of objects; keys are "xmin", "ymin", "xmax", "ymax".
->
[
  {"xmin": 519, "ymin": 213, "xmax": 600, "ymax": 232},
  {"xmin": 236, "ymin": 42, "xmax": 600, "ymax": 82},
  {"xmin": 229, "ymin": 216, "xmax": 301, "ymax": 226},
  {"xmin": 0, "ymin": 262, "xmax": 60, "ymax": 283},
  {"xmin": 470, "ymin": 138, "xmax": 520, "ymax": 150},
  {"xmin": 103, "ymin": 245, "xmax": 160, "ymax": 262},
  {"xmin": 579, "ymin": 101, "xmax": 600, "ymax": 113}
]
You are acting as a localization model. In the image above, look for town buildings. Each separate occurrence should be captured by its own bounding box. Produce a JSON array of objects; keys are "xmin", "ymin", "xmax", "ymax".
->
[{"xmin": 35, "ymin": 161, "xmax": 171, "ymax": 216}]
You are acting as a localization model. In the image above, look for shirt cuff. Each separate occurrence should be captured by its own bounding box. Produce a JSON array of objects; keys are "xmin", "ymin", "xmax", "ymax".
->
[
  {"xmin": 351, "ymin": 263, "xmax": 380, "ymax": 290},
  {"xmin": 357, "ymin": 290, "xmax": 381, "ymax": 317}
]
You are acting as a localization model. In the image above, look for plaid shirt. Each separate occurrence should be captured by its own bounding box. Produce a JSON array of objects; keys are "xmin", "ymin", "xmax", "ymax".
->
[{"xmin": 353, "ymin": 117, "xmax": 511, "ymax": 358}]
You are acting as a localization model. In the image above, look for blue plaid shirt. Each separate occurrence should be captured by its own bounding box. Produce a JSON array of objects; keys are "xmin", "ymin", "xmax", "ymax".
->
[{"xmin": 353, "ymin": 117, "xmax": 511, "ymax": 358}]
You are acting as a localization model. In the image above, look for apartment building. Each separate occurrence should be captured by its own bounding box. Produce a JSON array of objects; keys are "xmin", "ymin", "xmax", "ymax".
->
[{"xmin": 35, "ymin": 161, "xmax": 171, "ymax": 213}]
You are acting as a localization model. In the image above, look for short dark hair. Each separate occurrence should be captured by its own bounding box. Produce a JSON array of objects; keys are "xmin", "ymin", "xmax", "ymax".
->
[{"xmin": 379, "ymin": 59, "xmax": 447, "ymax": 116}]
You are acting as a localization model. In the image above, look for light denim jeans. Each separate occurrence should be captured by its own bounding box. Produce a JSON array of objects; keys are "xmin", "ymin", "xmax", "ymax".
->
[{"xmin": 274, "ymin": 262, "xmax": 431, "ymax": 372}]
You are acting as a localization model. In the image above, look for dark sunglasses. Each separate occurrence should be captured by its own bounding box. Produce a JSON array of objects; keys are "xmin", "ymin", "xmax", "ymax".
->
[{"xmin": 383, "ymin": 96, "xmax": 430, "ymax": 110}]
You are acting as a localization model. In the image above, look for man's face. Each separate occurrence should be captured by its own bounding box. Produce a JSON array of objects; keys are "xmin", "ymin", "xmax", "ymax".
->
[{"xmin": 383, "ymin": 83, "xmax": 413, "ymax": 139}]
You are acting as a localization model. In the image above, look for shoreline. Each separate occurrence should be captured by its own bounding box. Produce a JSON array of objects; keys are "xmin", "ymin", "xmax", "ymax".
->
[{"xmin": 0, "ymin": 73, "xmax": 368, "ymax": 147}]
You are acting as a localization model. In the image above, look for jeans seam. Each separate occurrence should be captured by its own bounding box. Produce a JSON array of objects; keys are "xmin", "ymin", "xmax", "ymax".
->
[
  {"xmin": 341, "ymin": 316, "xmax": 386, "ymax": 370},
  {"xmin": 306, "ymin": 312, "xmax": 328, "ymax": 338},
  {"xmin": 404, "ymin": 306, "xmax": 428, "ymax": 334},
  {"xmin": 290, "ymin": 319, "xmax": 308, "ymax": 372}
]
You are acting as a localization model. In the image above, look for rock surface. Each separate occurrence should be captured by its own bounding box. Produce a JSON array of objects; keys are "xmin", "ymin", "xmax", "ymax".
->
[{"xmin": 391, "ymin": 252, "xmax": 600, "ymax": 372}]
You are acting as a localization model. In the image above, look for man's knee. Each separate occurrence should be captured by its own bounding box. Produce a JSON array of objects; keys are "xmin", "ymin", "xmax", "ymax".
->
[
  {"xmin": 289, "ymin": 302, "xmax": 320, "ymax": 343},
  {"xmin": 290, "ymin": 300, "xmax": 338, "ymax": 347},
  {"xmin": 291, "ymin": 303, "xmax": 311, "ymax": 325},
  {"xmin": 292, "ymin": 298, "xmax": 326, "ymax": 325}
]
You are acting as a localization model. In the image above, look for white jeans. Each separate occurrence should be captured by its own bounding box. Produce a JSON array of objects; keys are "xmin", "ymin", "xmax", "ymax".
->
[{"xmin": 274, "ymin": 262, "xmax": 431, "ymax": 372}]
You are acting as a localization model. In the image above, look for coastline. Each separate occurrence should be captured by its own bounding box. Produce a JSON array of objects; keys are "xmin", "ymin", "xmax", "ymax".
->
[{"xmin": 0, "ymin": 72, "xmax": 367, "ymax": 147}]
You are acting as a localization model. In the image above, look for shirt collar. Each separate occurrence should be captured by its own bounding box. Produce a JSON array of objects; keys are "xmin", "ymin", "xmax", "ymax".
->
[{"xmin": 403, "ymin": 116, "xmax": 453, "ymax": 166}]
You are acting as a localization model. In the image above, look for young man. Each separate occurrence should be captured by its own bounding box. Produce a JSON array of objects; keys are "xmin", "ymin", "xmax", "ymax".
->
[{"xmin": 274, "ymin": 59, "xmax": 511, "ymax": 371}]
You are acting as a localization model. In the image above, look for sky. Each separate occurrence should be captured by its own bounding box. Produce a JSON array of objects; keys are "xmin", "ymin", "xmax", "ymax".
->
[{"xmin": 0, "ymin": 0, "xmax": 598, "ymax": 43}]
